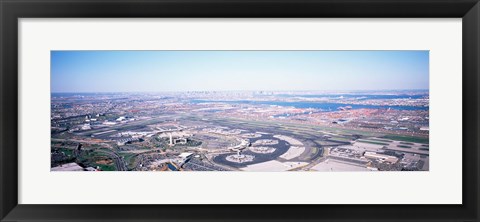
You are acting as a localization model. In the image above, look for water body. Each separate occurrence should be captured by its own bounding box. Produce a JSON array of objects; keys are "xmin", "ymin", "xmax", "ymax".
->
[
  {"xmin": 191, "ymin": 100, "xmax": 428, "ymax": 111},
  {"xmin": 167, "ymin": 163, "xmax": 178, "ymax": 171},
  {"xmin": 276, "ymin": 94, "xmax": 427, "ymax": 100}
]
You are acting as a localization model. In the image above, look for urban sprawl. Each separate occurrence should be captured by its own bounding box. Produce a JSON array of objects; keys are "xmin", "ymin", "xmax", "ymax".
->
[{"xmin": 51, "ymin": 90, "xmax": 429, "ymax": 172}]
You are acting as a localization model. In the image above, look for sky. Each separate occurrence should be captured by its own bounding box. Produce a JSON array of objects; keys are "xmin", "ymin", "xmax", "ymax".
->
[{"xmin": 51, "ymin": 51, "xmax": 429, "ymax": 92}]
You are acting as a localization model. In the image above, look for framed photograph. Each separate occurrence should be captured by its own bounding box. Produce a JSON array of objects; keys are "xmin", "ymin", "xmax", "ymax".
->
[{"xmin": 1, "ymin": 0, "xmax": 479, "ymax": 221}]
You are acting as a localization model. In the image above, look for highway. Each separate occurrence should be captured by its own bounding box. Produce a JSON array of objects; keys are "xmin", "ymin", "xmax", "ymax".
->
[{"xmin": 89, "ymin": 148, "xmax": 127, "ymax": 171}]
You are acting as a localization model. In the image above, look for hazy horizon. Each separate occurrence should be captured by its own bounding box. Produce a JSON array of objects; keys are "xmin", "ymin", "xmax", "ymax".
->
[
  {"xmin": 51, "ymin": 50, "xmax": 429, "ymax": 92},
  {"xmin": 51, "ymin": 89, "xmax": 429, "ymax": 94}
]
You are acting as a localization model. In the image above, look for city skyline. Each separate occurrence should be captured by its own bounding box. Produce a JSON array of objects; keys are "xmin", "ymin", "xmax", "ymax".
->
[{"xmin": 51, "ymin": 51, "xmax": 429, "ymax": 93}]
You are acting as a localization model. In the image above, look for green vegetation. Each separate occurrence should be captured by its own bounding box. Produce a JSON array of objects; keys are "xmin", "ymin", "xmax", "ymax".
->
[
  {"xmin": 55, "ymin": 148, "xmax": 74, "ymax": 157},
  {"xmin": 399, "ymin": 142, "xmax": 414, "ymax": 145},
  {"xmin": 73, "ymin": 148, "xmax": 117, "ymax": 171},
  {"xmin": 357, "ymin": 140, "xmax": 389, "ymax": 146},
  {"xmin": 119, "ymin": 152, "xmax": 139, "ymax": 170},
  {"xmin": 95, "ymin": 164, "xmax": 116, "ymax": 171},
  {"xmin": 368, "ymin": 138, "xmax": 393, "ymax": 143},
  {"xmin": 51, "ymin": 147, "xmax": 76, "ymax": 166},
  {"xmin": 328, "ymin": 137, "xmax": 352, "ymax": 142},
  {"xmin": 397, "ymin": 145, "xmax": 411, "ymax": 148},
  {"xmin": 381, "ymin": 135, "xmax": 429, "ymax": 144},
  {"xmin": 213, "ymin": 116, "xmax": 382, "ymax": 138}
]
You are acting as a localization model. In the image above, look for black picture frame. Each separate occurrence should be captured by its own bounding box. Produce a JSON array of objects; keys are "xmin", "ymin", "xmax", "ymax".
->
[{"xmin": 1, "ymin": 0, "xmax": 479, "ymax": 221}]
